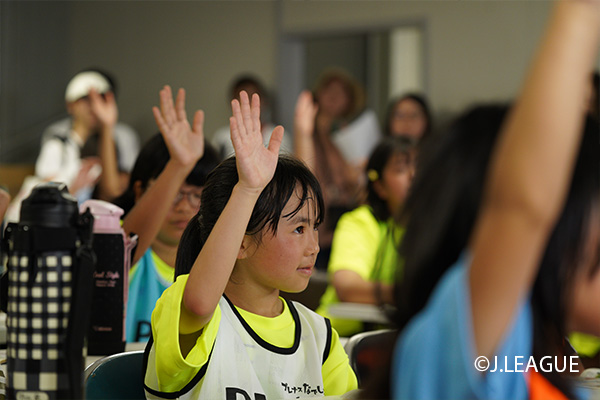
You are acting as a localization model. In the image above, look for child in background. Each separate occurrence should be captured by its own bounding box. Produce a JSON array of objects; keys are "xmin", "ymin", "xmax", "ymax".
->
[
  {"xmin": 386, "ymin": 0, "xmax": 600, "ymax": 398},
  {"xmin": 143, "ymin": 91, "xmax": 357, "ymax": 398},
  {"xmin": 316, "ymin": 136, "xmax": 415, "ymax": 337},
  {"xmin": 384, "ymin": 93, "xmax": 432, "ymax": 142},
  {"xmin": 211, "ymin": 75, "xmax": 293, "ymax": 158},
  {"xmin": 114, "ymin": 86, "xmax": 220, "ymax": 342},
  {"xmin": 4, "ymin": 71, "xmax": 122, "ymax": 222}
]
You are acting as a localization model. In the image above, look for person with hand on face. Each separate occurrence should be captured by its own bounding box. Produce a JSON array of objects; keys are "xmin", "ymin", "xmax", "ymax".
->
[
  {"xmin": 41, "ymin": 69, "xmax": 141, "ymax": 198},
  {"xmin": 115, "ymin": 86, "xmax": 220, "ymax": 343},
  {"xmin": 4, "ymin": 70, "xmax": 125, "ymax": 222}
]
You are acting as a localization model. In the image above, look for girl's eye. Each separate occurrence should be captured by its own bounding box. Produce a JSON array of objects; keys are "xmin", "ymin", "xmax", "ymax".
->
[{"xmin": 294, "ymin": 226, "xmax": 305, "ymax": 234}]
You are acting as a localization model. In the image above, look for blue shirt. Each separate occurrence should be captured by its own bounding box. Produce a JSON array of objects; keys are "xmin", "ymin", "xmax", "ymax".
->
[
  {"xmin": 126, "ymin": 249, "xmax": 171, "ymax": 342},
  {"xmin": 392, "ymin": 254, "xmax": 532, "ymax": 400}
]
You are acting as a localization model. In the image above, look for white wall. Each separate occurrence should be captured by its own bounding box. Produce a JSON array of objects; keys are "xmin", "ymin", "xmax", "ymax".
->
[
  {"xmin": 0, "ymin": 1, "xmax": 72, "ymax": 163},
  {"xmin": 67, "ymin": 1, "xmax": 279, "ymax": 145},
  {"xmin": 280, "ymin": 1, "xmax": 555, "ymax": 121},
  {"xmin": 2, "ymin": 1, "xmax": 598, "ymax": 164}
]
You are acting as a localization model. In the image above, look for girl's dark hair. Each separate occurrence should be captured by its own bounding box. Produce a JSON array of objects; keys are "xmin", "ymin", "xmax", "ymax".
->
[
  {"xmin": 530, "ymin": 115, "xmax": 600, "ymax": 395},
  {"xmin": 175, "ymin": 155, "xmax": 324, "ymax": 278},
  {"xmin": 113, "ymin": 133, "xmax": 221, "ymax": 215},
  {"xmin": 365, "ymin": 136, "xmax": 416, "ymax": 222},
  {"xmin": 397, "ymin": 105, "xmax": 509, "ymax": 327},
  {"xmin": 380, "ymin": 105, "xmax": 600, "ymax": 398},
  {"xmin": 591, "ymin": 71, "xmax": 599, "ymax": 120},
  {"xmin": 230, "ymin": 75, "xmax": 267, "ymax": 101},
  {"xmin": 361, "ymin": 105, "xmax": 508, "ymax": 399},
  {"xmin": 384, "ymin": 93, "xmax": 432, "ymax": 141}
]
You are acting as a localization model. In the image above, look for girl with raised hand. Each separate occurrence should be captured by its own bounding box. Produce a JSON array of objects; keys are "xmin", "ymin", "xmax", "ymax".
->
[
  {"xmin": 116, "ymin": 85, "xmax": 220, "ymax": 342},
  {"xmin": 143, "ymin": 91, "xmax": 357, "ymax": 399},
  {"xmin": 317, "ymin": 135, "xmax": 416, "ymax": 337},
  {"xmin": 387, "ymin": 0, "xmax": 600, "ymax": 399}
]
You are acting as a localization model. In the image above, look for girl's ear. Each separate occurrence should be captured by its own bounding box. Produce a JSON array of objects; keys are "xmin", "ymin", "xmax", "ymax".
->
[
  {"xmin": 133, "ymin": 180, "xmax": 144, "ymax": 202},
  {"xmin": 238, "ymin": 235, "xmax": 255, "ymax": 259}
]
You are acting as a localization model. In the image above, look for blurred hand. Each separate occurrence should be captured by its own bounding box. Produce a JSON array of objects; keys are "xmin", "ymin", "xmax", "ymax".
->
[
  {"xmin": 153, "ymin": 85, "xmax": 205, "ymax": 168},
  {"xmin": 70, "ymin": 157, "xmax": 102, "ymax": 194},
  {"xmin": 0, "ymin": 186, "xmax": 11, "ymax": 222},
  {"xmin": 89, "ymin": 89, "xmax": 118, "ymax": 129},
  {"xmin": 294, "ymin": 90, "xmax": 318, "ymax": 138}
]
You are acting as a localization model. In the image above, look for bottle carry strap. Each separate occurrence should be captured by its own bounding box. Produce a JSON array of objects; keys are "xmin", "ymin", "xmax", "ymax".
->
[{"xmin": 65, "ymin": 208, "xmax": 95, "ymax": 399}]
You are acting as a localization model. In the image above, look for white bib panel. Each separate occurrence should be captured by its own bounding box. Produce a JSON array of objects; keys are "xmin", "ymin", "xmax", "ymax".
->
[{"xmin": 145, "ymin": 296, "xmax": 332, "ymax": 400}]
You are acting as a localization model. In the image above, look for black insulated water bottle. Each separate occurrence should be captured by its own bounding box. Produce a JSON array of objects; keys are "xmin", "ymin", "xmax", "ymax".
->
[{"xmin": 2, "ymin": 182, "xmax": 95, "ymax": 400}]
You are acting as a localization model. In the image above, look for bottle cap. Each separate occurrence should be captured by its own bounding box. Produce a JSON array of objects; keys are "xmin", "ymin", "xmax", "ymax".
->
[{"xmin": 80, "ymin": 200, "xmax": 124, "ymax": 234}]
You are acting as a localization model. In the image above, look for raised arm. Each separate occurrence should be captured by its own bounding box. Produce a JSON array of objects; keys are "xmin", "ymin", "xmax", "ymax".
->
[
  {"xmin": 123, "ymin": 85, "xmax": 205, "ymax": 264},
  {"xmin": 90, "ymin": 89, "xmax": 123, "ymax": 201},
  {"xmin": 0, "ymin": 187, "xmax": 10, "ymax": 223},
  {"xmin": 293, "ymin": 90, "xmax": 318, "ymax": 172},
  {"xmin": 469, "ymin": 0, "xmax": 600, "ymax": 359},
  {"xmin": 181, "ymin": 91, "xmax": 283, "ymax": 333}
]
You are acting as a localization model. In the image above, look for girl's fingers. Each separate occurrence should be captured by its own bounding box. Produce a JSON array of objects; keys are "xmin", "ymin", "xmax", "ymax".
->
[
  {"xmin": 251, "ymin": 93, "xmax": 261, "ymax": 135},
  {"xmin": 160, "ymin": 86, "xmax": 175, "ymax": 127},
  {"xmin": 267, "ymin": 125, "xmax": 284, "ymax": 155},
  {"xmin": 230, "ymin": 116, "xmax": 241, "ymax": 147},
  {"xmin": 193, "ymin": 110, "xmax": 205, "ymax": 137},
  {"xmin": 104, "ymin": 91, "xmax": 116, "ymax": 106},
  {"xmin": 152, "ymin": 106, "xmax": 168, "ymax": 136},
  {"xmin": 232, "ymin": 99, "xmax": 246, "ymax": 139},
  {"xmin": 239, "ymin": 91, "xmax": 254, "ymax": 135},
  {"xmin": 176, "ymin": 88, "xmax": 188, "ymax": 122}
]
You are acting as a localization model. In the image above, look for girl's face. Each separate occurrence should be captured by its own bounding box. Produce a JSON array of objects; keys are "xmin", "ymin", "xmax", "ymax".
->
[
  {"xmin": 568, "ymin": 209, "xmax": 600, "ymax": 336},
  {"xmin": 238, "ymin": 190, "xmax": 320, "ymax": 294},
  {"xmin": 68, "ymin": 97, "xmax": 100, "ymax": 130},
  {"xmin": 316, "ymin": 79, "xmax": 351, "ymax": 119},
  {"xmin": 150, "ymin": 182, "xmax": 203, "ymax": 247},
  {"xmin": 389, "ymin": 98, "xmax": 428, "ymax": 139},
  {"xmin": 374, "ymin": 152, "xmax": 415, "ymax": 215}
]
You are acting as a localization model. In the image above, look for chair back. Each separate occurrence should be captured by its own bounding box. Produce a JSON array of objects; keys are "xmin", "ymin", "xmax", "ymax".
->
[
  {"xmin": 344, "ymin": 329, "xmax": 397, "ymax": 386},
  {"xmin": 85, "ymin": 350, "xmax": 145, "ymax": 400}
]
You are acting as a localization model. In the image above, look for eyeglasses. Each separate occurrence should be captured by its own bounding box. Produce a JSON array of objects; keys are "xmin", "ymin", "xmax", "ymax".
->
[{"xmin": 173, "ymin": 190, "xmax": 202, "ymax": 209}]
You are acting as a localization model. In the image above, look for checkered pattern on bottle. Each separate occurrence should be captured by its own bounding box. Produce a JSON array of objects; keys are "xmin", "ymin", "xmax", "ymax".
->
[{"xmin": 6, "ymin": 250, "xmax": 74, "ymax": 395}]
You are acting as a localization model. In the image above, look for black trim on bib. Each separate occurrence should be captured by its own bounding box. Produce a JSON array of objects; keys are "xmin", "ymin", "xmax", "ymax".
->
[
  {"xmin": 223, "ymin": 295, "xmax": 301, "ymax": 355},
  {"xmin": 322, "ymin": 318, "xmax": 332, "ymax": 364},
  {"xmin": 143, "ymin": 333, "xmax": 215, "ymax": 399}
]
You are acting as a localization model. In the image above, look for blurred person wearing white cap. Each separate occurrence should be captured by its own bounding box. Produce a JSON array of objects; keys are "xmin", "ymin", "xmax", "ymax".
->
[
  {"xmin": 4, "ymin": 69, "xmax": 136, "ymax": 222},
  {"xmin": 39, "ymin": 68, "xmax": 140, "ymax": 200}
]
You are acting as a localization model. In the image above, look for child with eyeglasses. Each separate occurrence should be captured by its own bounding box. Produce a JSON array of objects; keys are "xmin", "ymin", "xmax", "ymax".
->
[{"xmin": 113, "ymin": 86, "xmax": 220, "ymax": 343}]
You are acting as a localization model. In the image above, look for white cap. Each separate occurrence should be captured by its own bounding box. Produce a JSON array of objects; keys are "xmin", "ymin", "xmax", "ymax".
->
[{"xmin": 64, "ymin": 71, "xmax": 111, "ymax": 102}]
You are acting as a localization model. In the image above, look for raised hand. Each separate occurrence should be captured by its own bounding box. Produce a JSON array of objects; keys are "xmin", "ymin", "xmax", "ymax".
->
[
  {"xmin": 294, "ymin": 90, "xmax": 318, "ymax": 138},
  {"xmin": 152, "ymin": 85, "xmax": 205, "ymax": 168},
  {"xmin": 89, "ymin": 88, "xmax": 118, "ymax": 128},
  {"xmin": 0, "ymin": 186, "xmax": 11, "ymax": 223},
  {"xmin": 230, "ymin": 91, "xmax": 284, "ymax": 193},
  {"xmin": 70, "ymin": 157, "xmax": 102, "ymax": 195}
]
